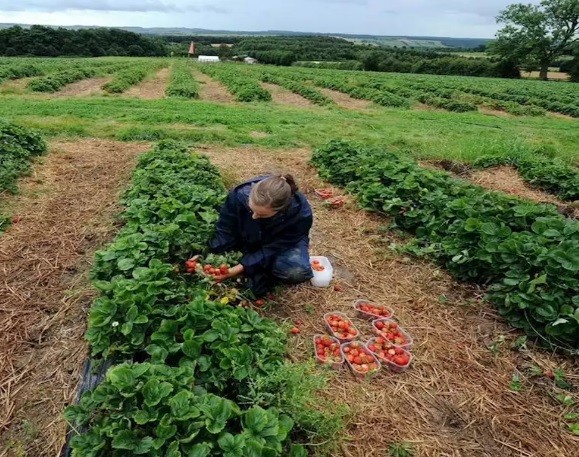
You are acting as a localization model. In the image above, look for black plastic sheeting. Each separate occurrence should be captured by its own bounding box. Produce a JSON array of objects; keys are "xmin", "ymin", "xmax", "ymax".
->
[{"xmin": 59, "ymin": 358, "xmax": 113, "ymax": 457}]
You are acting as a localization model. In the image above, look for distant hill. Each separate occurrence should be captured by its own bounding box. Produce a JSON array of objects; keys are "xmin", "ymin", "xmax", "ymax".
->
[{"xmin": 0, "ymin": 23, "xmax": 490, "ymax": 49}]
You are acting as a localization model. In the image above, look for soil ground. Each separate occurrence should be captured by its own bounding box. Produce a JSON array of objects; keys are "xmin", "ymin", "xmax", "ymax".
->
[
  {"xmin": 260, "ymin": 82, "xmax": 315, "ymax": 108},
  {"xmin": 197, "ymin": 144, "xmax": 579, "ymax": 457},
  {"xmin": 0, "ymin": 139, "xmax": 149, "ymax": 457},
  {"xmin": 194, "ymin": 71, "xmax": 235, "ymax": 104},
  {"xmin": 125, "ymin": 68, "xmax": 170, "ymax": 100},
  {"xmin": 317, "ymin": 87, "xmax": 373, "ymax": 110},
  {"xmin": 469, "ymin": 166, "xmax": 578, "ymax": 218},
  {"xmin": 55, "ymin": 78, "xmax": 111, "ymax": 97}
]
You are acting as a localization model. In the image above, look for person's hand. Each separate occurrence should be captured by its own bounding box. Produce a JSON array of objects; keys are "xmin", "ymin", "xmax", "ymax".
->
[{"xmin": 213, "ymin": 264, "xmax": 244, "ymax": 283}]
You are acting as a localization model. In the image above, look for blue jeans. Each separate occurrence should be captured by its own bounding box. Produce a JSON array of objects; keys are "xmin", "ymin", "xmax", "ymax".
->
[
  {"xmin": 272, "ymin": 238, "xmax": 313, "ymax": 284},
  {"xmin": 246, "ymin": 238, "xmax": 313, "ymax": 297}
]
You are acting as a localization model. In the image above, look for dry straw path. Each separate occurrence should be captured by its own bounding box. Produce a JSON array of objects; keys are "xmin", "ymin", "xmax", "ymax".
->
[
  {"xmin": 55, "ymin": 77, "xmax": 110, "ymax": 97},
  {"xmin": 125, "ymin": 67, "xmax": 170, "ymax": 100},
  {"xmin": 199, "ymin": 144, "xmax": 579, "ymax": 457},
  {"xmin": 0, "ymin": 139, "xmax": 148, "ymax": 457},
  {"xmin": 260, "ymin": 82, "xmax": 315, "ymax": 108},
  {"xmin": 194, "ymin": 70, "xmax": 235, "ymax": 104}
]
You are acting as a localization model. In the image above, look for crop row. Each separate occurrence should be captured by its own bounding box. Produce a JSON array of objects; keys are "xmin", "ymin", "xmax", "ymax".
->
[
  {"xmin": 198, "ymin": 65, "xmax": 271, "ymax": 102},
  {"xmin": 311, "ymin": 74, "xmax": 410, "ymax": 108},
  {"xmin": 312, "ymin": 140, "xmax": 579, "ymax": 349},
  {"xmin": 165, "ymin": 61, "xmax": 199, "ymax": 98},
  {"xmin": 260, "ymin": 72, "xmax": 333, "ymax": 106},
  {"xmin": 0, "ymin": 63, "xmax": 44, "ymax": 82},
  {"xmin": 474, "ymin": 155, "xmax": 579, "ymax": 202},
  {"xmin": 27, "ymin": 67, "xmax": 97, "ymax": 92},
  {"xmin": 63, "ymin": 141, "xmax": 311, "ymax": 456},
  {"xmin": 103, "ymin": 62, "xmax": 165, "ymax": 94},
  {"xmin": 0, "ymin": 120, "xmax": 47, "ymax": 231}
]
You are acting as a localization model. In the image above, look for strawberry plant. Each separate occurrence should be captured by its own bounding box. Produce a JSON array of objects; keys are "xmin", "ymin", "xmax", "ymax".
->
[
  {"xmin": 0, "ymin": 120, "xmax": 47, "ymax": 231},
  {"xmin": 312, "ymin": 140, "xmax": 579, "ymax": 348},
  {"xmin": 261, "ymin": 73, "xmax": 333, "ymax": 106},
  {"xmin": 64, "ymin": 362, "xmax": 302, "ymax": 457},
  {"xmin": 166, "ymin": 61, "xmax": 199, "ymax": 98},
  {"xmin": 27, "ymin": 67, "xmax": 96, "ymax": 92},
  {"xmin": 198, "ymin": 65, "xmax": 271, "ymax": 102}
]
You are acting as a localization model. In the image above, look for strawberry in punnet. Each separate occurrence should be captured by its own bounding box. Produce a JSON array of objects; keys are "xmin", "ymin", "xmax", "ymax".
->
[
  {"xmin": 356, "ymin": 301, "xmax": 392, "ymax": 319},
  {"xmin": 373, "ymin": 320, "xmax": 410, "ymax": 347},
  {"xmin": 314, "ymin": 335, "xmax": 343, "ymax": 364},
  {"xmin": 325, "ymin": 313, "xmax": 358, "ymax": 341},
  {"xmin": 343, "ymin": 342, "xmax": 379, "ymax": 375},
  {"xmin": 367, "ymin": 337, "xmax": 411, "ymax": 368}
]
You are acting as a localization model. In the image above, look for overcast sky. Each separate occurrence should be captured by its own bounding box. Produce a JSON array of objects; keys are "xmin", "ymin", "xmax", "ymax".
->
[{"xmin": 0, "ymin": 0, "xmax": 541, "ymax": 38}]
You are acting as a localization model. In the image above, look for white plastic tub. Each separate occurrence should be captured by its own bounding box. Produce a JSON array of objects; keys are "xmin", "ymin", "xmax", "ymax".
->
[{"xmin": 310, "ymin": 256, "xmax": 333, "ymax": 288}]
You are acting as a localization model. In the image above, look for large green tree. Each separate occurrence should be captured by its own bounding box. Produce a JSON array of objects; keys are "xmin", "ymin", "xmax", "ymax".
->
[{"xmin": 491, "ymin": 0, "xmax": 579, "ymax": 80}]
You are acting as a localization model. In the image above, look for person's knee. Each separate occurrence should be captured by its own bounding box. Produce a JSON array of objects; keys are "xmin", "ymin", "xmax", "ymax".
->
[{"xmin": 280, "ymin": 266, "xmax": 312, "ymax": 284}]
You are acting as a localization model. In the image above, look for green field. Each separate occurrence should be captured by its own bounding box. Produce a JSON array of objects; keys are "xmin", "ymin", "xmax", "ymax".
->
[
  {"xmin": 2, "ymin": 56, "xmax": 579, "ymax": 457},
  {"xmin": 0, "ymin": 57, "xmax": 577, "ymax": 164}
]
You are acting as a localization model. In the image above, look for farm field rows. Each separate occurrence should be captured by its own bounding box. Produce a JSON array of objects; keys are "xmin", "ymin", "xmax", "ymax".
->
[{"xmin": 0, "ymin": 56, "xmax": 578, "ymax": 457}]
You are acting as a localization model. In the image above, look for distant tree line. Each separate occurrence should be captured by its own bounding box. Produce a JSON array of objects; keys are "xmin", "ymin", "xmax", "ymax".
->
[
  {"xmin": 0, "ymin": 25, "xmax": 167, "ymax": 57},
  {"xmin": 228, "ymin": 36, "xmax": 520, "ymax": 78}
]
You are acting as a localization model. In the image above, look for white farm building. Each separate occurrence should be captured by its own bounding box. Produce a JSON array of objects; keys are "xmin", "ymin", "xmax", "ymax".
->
[{"xmin": 198, "ymin": 56, "xmax": 220, "ymax": 63}]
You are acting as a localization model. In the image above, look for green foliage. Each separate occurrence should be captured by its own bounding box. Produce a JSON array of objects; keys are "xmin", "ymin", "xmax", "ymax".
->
[
  {"xmin": 64, "ymin": 362, "xmax": 301, "ymax": 457},
  {"xmin": 198, "ymin": 65, "xmax": 271, "ymax": 102},
  {"xmin": 241, "ymin": 363, "xmax": 349, "ymax": 453},
  {"xmin": 166, "ymin": 61, "xmax": 199, "ymax": 98},
  {"xmin": 0, "ymin": 63, "xmax": 44, "ymax": 82},
  {"xmin": 261, "ymin": 73, "xmax": 333, "ymax": 106},
  {"xmin": 0, "ymin": 25, "xmax": 167, "ymax": 57},
  {"xmin": 0, "ymin": 118, "xmax": 46, "ymax": 209},
  {"xmin": 104, "ymin": 63, "xmax": 165, "ymax": 93},
  {"xmin": 312, "ymin": 74, "xmax": 411, "ymax": 108},
  {"xmin": 27, "ymin": 67, "xmax": 96, "ymax": 93},
  {"xmin": 388, "ymin": 442, "xmax": 415, "ymax": 457},
  {"xmin": 491, "ymin": 0, "xmax": 579, "ymax": 79},
  {"xmin": 71, "ymin": 138, "xmax": 337, "ymax": 455},
  {"xmin": 474, "ymin": 155, "xmax": 579, "ymax": 201},
  {"xmin": 312, "ymin": 140, "xmax": 579, "ymax": 348}
]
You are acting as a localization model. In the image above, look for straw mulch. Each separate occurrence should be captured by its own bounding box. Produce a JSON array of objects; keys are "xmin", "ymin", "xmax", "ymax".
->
[
  {"xmin": 0, "ymin": 139, "xmax": 148, "ymax": 457},
  {"xmin": 199, "ymin": 145, "xmax": 579, "ymax": 457}
]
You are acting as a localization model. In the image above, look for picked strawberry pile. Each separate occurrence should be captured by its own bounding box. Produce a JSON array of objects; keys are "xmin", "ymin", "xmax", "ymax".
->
[
  {"xmin": 311, "ymin": 259, "xmax": 326, "ymax": 272},
  {"xmin": 314, "ymin": 335, "xmax": 342, "ymax": 365},
  {"xmin": 305, "ymin": 300, "xmax": 415, "ymax": 377}
]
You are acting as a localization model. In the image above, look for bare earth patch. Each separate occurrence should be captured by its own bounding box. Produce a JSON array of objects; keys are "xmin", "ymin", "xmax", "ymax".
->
[
  {"xmin": 55, "ymin": 77, "xmax": 111, "ymax": 97},
  {"xmin": 0, "ymin": 78, "xmax": 36, "ymax": 95},
  {"xmin": 317, "ymin": 87, "xmax": 373, "ymax": 110},
  {"xmin": 470, "ymin": 166, "xmax": 578, "ymax": 218},
  {"xmin": 260, "ymin": 82, "xmax": 314, "ymax": 108},
  {"xmin": 249, "ymin": 131, "xmax": 269, "ymax": 139},
  {"xmin": 194, "ymin": 71, "xmax": 235, "ymax": 104},
  {"xmin": 197, "ymin": 144, "xmax": 578, "ymax": 457},
  {"xmin": 0, "ymin": 139, "xmax": 149, "ymax": 457},
  {"xmin": 125, "ymin": 67, "xmax": 170, "ymax": 100},
  {"xmin": 478, "ymin": 107, "xmax": 513, "ymax": 118}
]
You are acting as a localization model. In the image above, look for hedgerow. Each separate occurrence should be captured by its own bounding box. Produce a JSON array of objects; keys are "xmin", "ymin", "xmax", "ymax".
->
[
  {"xmin": 165, "ymin": 61, "xmax": 199, "ymax": 98},
  {"xmin": 312, "ymin": 140, "xmax": 579, "ymax": 349}
]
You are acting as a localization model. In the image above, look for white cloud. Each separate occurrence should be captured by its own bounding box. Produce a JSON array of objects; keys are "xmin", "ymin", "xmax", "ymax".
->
[{"xmin": 0, "ymin": 0, "xmax": 544, "ymax": 37}]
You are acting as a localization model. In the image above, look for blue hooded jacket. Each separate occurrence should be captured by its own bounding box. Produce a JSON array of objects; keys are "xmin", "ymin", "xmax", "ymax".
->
[{"xmin": 209, "ymin": 177, "xmax": 313, "ymax": 276}]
